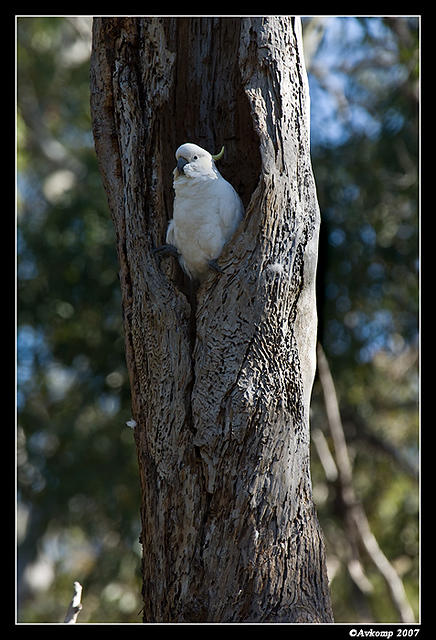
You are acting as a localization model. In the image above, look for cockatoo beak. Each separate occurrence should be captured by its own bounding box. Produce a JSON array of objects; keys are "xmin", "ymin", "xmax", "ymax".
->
[{"xmin": 177, "ymin": 157, "xmax": 188, "ymax": 175}]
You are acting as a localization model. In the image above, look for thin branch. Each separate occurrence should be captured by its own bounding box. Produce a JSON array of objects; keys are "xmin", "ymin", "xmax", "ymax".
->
[
  {"xmin": 316, "ymin": 343, "xmax": 415, "ymax": 623},
  {"xmin": 64, "ymin": 581, "xmax": 83, "ymax": 624},
  {"xmin": 311, "ymin": 428, "xmax": 372, "ymax": 595},
  {"xmin": 311, "ymin": 427, "xmax": 338, "ymax": 482}
]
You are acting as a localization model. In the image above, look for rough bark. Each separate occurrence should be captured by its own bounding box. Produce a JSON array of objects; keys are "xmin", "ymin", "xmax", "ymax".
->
[{"xmin": 90, "ymin": 16, "xmax": 333, "ymax": 623}]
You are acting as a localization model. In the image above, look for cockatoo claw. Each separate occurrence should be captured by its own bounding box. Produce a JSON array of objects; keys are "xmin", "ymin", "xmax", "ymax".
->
[
  {"xmin": 153, "ymin": 244, "xmax": 180, "ymax": 258},
  {"xmin": 208, "ymin": 259, "xmax": 225, "ymax": 274}
]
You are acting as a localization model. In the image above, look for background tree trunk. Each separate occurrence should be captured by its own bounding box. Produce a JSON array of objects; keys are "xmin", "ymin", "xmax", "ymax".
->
[{"xmin": 90, "ymin": 16, "xmax": 333, "ymax": 623}]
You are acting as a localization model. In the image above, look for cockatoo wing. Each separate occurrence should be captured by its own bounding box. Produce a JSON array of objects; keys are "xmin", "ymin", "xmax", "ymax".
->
[{"xmin": 215, "ymin": 178, "xmax": 244, "ymax": 240}]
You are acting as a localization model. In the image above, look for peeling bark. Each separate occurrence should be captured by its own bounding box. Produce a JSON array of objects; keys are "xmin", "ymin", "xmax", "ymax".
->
[{"xmin": 90, "ymin": 16, "xmax": 333, "ymax": 623}]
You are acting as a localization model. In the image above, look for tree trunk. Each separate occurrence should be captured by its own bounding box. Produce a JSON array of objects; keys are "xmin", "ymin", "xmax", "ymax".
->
[{"xmin": 90, "ymin": 16, "xmax": 333, "ymax": 623}]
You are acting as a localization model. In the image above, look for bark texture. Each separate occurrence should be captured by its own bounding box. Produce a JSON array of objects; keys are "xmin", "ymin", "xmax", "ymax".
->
[{"xmin": 90, "ymin": 16, "xmax": 333, "ymax": 623}]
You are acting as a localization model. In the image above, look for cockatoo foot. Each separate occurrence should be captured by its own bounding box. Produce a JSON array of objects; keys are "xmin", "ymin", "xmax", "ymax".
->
[
  {"xmin": 153, "ymin": 244, "xmax": 180, "ymax": 259},
  {"xmin": 208, "ymin": 259, "xmax": 224, "ymax": 274}
]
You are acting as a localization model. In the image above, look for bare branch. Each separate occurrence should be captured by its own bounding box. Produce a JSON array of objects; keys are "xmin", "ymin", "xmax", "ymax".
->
[
  {"xmin": 317, "ymin": 343, "xmax": 415, "ymax": 623},
  {"xmin": 311, "ymin": 427, "xmax": 338, "ymax": 482},
  {"xmin": 64, "ymin": 581, "xmax": 83, "ymax": 624}
]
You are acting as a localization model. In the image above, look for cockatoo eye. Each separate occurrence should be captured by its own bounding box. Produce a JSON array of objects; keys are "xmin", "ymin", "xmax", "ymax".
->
[{"xmin": 193, "ymin": 155, "xmax": 198, "ymax": 160}]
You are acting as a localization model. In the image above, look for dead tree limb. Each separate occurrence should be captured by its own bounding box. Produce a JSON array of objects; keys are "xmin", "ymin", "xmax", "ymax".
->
[
  {"xmin": 317, "ymin": 343, "xmax": 415, "ymax": 623},
  {"xmin": 64, "ymin": 581, "xmax": 83, "ymax": 624}
]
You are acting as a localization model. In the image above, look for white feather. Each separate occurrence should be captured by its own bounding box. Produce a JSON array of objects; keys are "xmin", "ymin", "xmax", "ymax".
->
[{"xmin": 166, "ymin": 143, "xmax": 244, "ymax": 280}]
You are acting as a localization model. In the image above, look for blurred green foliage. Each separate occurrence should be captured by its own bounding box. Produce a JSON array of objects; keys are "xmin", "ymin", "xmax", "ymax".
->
[
  {"xmin": 305, "ymin": 16, "xmax": 419, "ymax": 622},
  {"xmin": 17, "ymin": 16, "xmax": 419, "ymax": 623},
  {"xmin": 17, "ymin": 17, "xmax": 141, "ymax": 622}
]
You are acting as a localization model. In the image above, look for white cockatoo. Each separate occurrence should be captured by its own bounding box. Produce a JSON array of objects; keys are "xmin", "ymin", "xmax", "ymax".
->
[{"xmin": 156, "ymin": 142, "xmax": 244, "ymax": 280}]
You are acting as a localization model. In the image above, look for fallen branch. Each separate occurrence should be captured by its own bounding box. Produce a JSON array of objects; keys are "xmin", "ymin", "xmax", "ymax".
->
[{"xmin": 64, "ymin": 581, "xmax": 83, "ymax": 623}]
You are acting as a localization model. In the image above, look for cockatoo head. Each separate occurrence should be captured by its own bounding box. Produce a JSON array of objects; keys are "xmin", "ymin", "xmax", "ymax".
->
[{"xmin": 174, "ymin": 143, "xmax": 224, "ymax": 180}]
